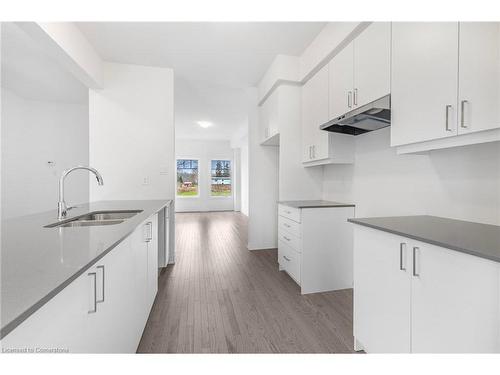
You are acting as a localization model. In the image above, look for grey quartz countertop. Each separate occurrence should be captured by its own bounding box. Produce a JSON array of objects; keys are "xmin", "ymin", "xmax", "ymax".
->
[
  {"xmin": 279, "ymin": 200, "xmax": 355, "ymax": 209},
  {"xmin": 1, "ymin": 199, "xmax": 172, "ymax": 338},
  {"xmin": 348, "ymin": 215, "xmax": 500, "ymax": 263}
]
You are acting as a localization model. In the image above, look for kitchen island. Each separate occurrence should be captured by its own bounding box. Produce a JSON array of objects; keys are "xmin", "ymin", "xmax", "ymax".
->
[{"xmin": 1, "ymin": 199, "xmax": 173, "ymax": 352}]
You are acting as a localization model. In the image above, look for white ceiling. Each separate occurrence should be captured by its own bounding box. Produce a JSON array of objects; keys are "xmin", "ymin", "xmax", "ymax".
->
[
  {"xmin": 77, "ymin": 22, "xmax": 326, "ymax": 140},
  {"xmin": 1, "ymin": 23, "xmax": 89, "ymax": 104}
]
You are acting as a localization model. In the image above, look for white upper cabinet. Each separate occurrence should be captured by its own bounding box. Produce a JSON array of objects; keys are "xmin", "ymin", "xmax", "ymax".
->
[
  {"xmin": 304, "ymin": 64, "xmax": 330, "ymax": 161},
  {"xmin": 302, "ymin": 64, "xmax": 354, "ymax": 166},
  {"xmin": 392, "ymin": 22, "xmax": 500, "ymax": 153},
  {"xmin": 353, "ymin": 22, "xmax": 391, "ymax": 108},
  {"xmin": 391, "ymin": 22, "xmax": 460, "ymax": 146},
  {"xmin": 259, "ymin": 89, "xmax": 280, "ymax": 144},
  {"xmin": 328, "ymin": 43, "xmax": 354, "ymax": 120},
  {"xmin": 329, "ymin": 22, "xmax": 391, "ymax": 120},
  {"xmin": 458, "ymin": 22, "xmax": 500, "ymax": 135}
]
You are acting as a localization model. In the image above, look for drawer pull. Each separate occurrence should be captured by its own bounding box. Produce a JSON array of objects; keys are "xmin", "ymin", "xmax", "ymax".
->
[
  {"xmin": 412, "ymin": 247, "xmax": 420, "ymax": 277},
  {"xmin": 96, "ymin": 265, "xmax": 105, "ymax": 303},
  {"xmin": 88, "ymin": 272, "xmax": 97, "ymax": 314},
  {"xmin": 399, "ymin": 243, "xmax": 406, "ymax": 271},
  {"xmin": 283, "ymin": 255, "xmax": 291, "ymax": 262},
  {"xmin": 283, "ymin": 236, "xmax": 291, "ymax": 241},
  {"xmin": 445, "ymin": 105, "xmax": 453, "ymax": 132}
]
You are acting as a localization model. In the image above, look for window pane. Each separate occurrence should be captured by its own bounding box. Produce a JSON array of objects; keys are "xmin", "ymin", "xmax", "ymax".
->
[
  {"xmin": 177, "ymin": 159, "xmax": 199, "ymax": 196},
  {"xmin": 210, "ymin": 160, "xmax": 231, "ymax": 197}
]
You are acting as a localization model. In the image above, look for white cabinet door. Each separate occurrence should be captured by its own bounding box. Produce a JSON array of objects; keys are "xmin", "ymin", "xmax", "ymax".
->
[
  {"xmin": 353, "ymin": 227, "xmax": 411, "ymax": 353},
  {"xmin": 267, "ymin": 89, "xmax": 279, "ymax": 137},
  {"xmin": 458, "ymin": 22, "xmax": 500, "ymax": 135},
  {"xmin": 146, "ymin": 213, "xmax": 159, "ymax": 310},
  {"xmin": 354, "ymin": 22, "xmax": 391, "ymax": 108},
  {"xmin": 259, "ymin": 98, "xmax": 270, "ymax": 141},
  {"xmin": 410, "ymin": 241, "xmax": 499, "ymax": 353},
  {"xmin": 301, "ymin": 75, "xmax": 314, "ymax": 162},
  {"xmin": 391, "ymin": 23, "xmax": 459, "ymax": 146},
  {"xmin": 328, "ymin": 43, "xmax": 354, "ymax": 120},
  {"xmin": 259, "ymin": 89, "xmax": 279, "ymax": 142},
  {"xmin": 84, "ymin": 236, "xmax": 140, "ymax": 353},
  {"xmin": 127, "ymin": 222, "xmax": 150, "ymax": 336},
  {"xmin": 301, "ymin": 64, "xmax": 330, "ymax": 162},
  {"xmin": 311, "ymin": 64, "xmax": 330, "ymax": 161},
  {"xmin": 1, "ymin": 268, "xmax": 92, "ymax": 353}
]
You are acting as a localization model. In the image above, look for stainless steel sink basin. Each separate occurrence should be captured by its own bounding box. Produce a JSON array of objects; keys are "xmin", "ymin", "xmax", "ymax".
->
[
  {"xmin": 76, "ymin": 211, "xmax": 141, "ymax": 221},
  {"xmin": 45, "ymin": 210, "xmax": 143, "ymax": 228},
  {"xmin": 58, "ymin": 219, "xmax": 125, "ymax": 227}
]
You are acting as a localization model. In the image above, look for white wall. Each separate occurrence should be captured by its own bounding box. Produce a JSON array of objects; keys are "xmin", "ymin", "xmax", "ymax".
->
[
  {"xmin": 230, "ymin": 131, "xmax": 249, "ymax": 216},
  {"xmin": 322, "ymin": 127, "xmax": 500, "ymax": 225},
  {"xmin": 175, "ymin": 139, "xmax": 235, "ymax": 212},
  {"xmin": 233, "ymin": 147, "xmax": 241, "ymax": 212},
  {"xmin": 1, "ymin": 88, "xmax": 89, "ymax": 218},
  {"xmin": 89, "ymin": 62, "xmax": 174, "ymax": 201},
  {"xmin": 247, "ymin": 88, "xmax": 279, "ymax": 250},
  {"xmin": 240, "ymin": 138, "xmax": 249, "ymax": 216}
]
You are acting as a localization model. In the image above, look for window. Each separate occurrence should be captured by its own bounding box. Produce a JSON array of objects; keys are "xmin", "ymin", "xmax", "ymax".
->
[
  {"xmin": 210, "ymin": 160, "xmax": 231, "ymax": 197},
  {"xmin": 176, "ymin": 159, "xmax": 199, "ymax": 197}
]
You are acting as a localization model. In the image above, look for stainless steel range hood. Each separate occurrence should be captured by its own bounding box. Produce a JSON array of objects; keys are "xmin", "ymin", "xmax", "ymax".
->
[{"xmin": 320, "ymin": 95, "xmax": 391, "ymax": 135}]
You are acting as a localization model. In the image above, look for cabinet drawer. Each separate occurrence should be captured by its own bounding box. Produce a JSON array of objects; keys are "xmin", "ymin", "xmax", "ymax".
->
[
  {"xmin": 278, "ymin": 230, "xmax": 301, "ymax": 253},
  {"xmin": 278, "ymin": 215, "xmax": 301, "ymax": 237},
  {"xmin": 278, "ymin": 204, "xmax": 301, "ymax": 223},
  {"xmin": 278, "ymin": 240, "xmax": 301, "ymax": 284}
]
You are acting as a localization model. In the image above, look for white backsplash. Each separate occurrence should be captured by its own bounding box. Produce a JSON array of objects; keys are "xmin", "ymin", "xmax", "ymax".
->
[{"xmin": 322, "ymin": 127, "xmax": 500, "ymax": 225}]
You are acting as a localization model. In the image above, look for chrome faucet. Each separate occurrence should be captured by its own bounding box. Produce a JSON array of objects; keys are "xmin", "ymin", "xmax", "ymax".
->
[{"xmin": 58, "ymin": 166, "xmax": 104, "ymax": 220}]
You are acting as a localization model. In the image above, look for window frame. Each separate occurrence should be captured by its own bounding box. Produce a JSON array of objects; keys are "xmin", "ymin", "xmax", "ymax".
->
[
  {"xmin": 209, "ymin": 159, "xmax": 232, "ymax": 199},
  {"xmin": 176, "ymin": 158, "xmax": 200, "ymax": 198}
]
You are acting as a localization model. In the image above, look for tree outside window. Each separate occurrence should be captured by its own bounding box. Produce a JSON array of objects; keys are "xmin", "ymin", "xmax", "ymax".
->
[
  {"xmin": 177, "ymin": 159, "xmax": 199, "ymax": 197},
  {"xmin": 210, "ymin": 160, "xmax": 231, "ymax": 197}
]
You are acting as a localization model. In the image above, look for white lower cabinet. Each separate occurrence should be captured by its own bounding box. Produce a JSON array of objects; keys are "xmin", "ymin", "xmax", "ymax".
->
[
  {"xmin": 1, "ymin": 213, "xmax": 160, "ymax": 353},
  {"xmin": 353, "ymin": 226, "xmax": 500, "ymax": 353},
  {"xmin": 146, "ymin": 214, "xmax": 159, "ymax": 310},
  {"xmin": 353, "ymin": 228, "xmax": 411, "ymax": 353},
  {"xmin": 278, "ymin": 204, "xmax": 355, "ymax": 294}
]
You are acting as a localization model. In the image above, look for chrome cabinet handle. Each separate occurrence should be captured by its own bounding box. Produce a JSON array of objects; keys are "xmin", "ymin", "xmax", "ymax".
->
[
  {"xmin": 312, "ymin": 145, "xmax": 315, "ymax": 159},
  {"xmin": 347, "ymin": 91, "xmax": 352, "ymax": 108},
  {"xmin": 353, "ymin": 88, "xmax": 358, "ymax": 106},
  {"xmin": 96, "ymin": 265, "xmax": 105, "ymax": 303},
  {"xmin": 144, "ymin": 222, "xmax": 153, "ymax": 242},
  {"xmin": 309, "ymin": 146, "xmax": 312, "ymax": 159},
  {"xmin": 412, "ymin": 247, "xmax": 420, "ymax": 277},
  {"xmin": 283, "ymin": 255, "xmax": 291, "ymax": 261},
  {"xmin": 399, "ymin": 243, "xmax": 406, "ymax": 271},
  {"xmin": 283, "ymin": 236, "xmax": 291, "ymax": 241},
  {"xmin": 460, "ymin": 100, "xmax": 469, "ymax": 128},
  {"xmin": 88, "ymin": 272, "xmax": 97, "ymax": 314},
  {"xmin": 445, "ymin": 105, "xmax": 453, "ymax": 132}
]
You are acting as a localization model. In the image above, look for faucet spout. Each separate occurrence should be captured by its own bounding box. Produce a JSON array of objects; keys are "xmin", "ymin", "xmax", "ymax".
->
[{"xmin": 58, "ymin": 166, "xmax": 104, "ymax": 220}]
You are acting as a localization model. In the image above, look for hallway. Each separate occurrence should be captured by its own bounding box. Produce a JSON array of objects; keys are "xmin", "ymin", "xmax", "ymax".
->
[{"xmin": 137, "ymin": 212, "xmax": 354, "ymax": 353}]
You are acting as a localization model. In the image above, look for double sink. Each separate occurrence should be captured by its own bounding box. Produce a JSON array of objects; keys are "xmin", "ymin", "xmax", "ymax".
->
[{"xmin": 45, "ymin": 210, "xmax": 143, "ymax": 228}]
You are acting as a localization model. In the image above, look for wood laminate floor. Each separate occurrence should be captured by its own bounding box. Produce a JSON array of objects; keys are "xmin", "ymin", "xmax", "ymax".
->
[{"xmin": 137, "ymin": 211, "xmax": 354, "ymax": 353}]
